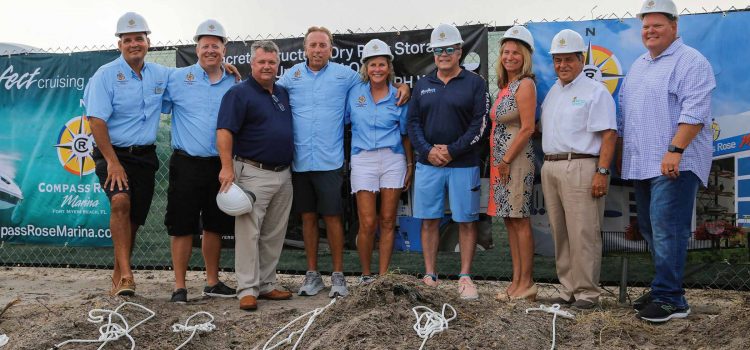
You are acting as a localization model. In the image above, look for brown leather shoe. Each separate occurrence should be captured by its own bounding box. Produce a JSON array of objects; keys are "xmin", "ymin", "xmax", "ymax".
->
[
  {"xmin": 259, "ymin": 289, "xmax": 293, "ymax": 300},
  {"xmin": 239, "ymin": 295, "xmax": 257, "ymax": 310},
  {"xmin": 110, "ymin": 277, "xmax": 136, "ymax": 296}
]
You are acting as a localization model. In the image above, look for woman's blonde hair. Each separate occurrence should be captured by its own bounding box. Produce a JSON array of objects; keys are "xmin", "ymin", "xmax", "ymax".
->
[
  {"xmin": 496, "ymin": 39, "xmax": 535, "ymax": 88},
  {"xmin": 359, "ymin": 56, "xmax": 395, "ymax": 83}
]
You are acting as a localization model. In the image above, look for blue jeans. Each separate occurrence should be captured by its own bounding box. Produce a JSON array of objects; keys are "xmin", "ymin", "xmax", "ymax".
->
[{"xmin": 633, "ymin": 171, "xmax": 700, "ymax": 308}]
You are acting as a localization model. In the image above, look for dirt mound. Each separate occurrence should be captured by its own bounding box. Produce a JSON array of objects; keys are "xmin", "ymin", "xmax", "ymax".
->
[{"xmin": 1, "ymin": 267, "xmax": 750, "ymax": 349}]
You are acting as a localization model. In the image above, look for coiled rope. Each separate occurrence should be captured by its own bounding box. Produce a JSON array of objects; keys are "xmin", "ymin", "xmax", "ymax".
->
[
  {"xmin": 412, "ymin": 304, "xmax": 457, "ymax": 350},
  {"xmin": 52, "ymin": 302, "xmax": 155, "ymax": 350},
  {"xmin": 263, "ymin": 297, "xmax": 337, "ymax": 350},
  {"xmin": 524, "ymin": 304, "xmax": 575, "ymax": 350},
  {"xmin": 172, "ymin": 311, "xmax": 216, "ymax": 350}
]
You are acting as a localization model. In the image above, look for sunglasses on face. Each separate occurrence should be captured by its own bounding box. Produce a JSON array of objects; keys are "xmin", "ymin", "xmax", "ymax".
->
[{"xmin": 433, "ymin": 46, "xmax": 459, "ymax": 56}]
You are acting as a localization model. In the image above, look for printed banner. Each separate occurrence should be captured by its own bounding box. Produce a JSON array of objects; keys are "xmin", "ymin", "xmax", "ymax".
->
[
  {"xmin": 176, "ymin": 24, "xmax": 489, "ymax": 84},
  {"xmin": 0, "ymin": 51, "xmax": 119, "ymax": 246},
  {"xmin": 527, "ymin": 11, "xmax": 750, "ymax": 157}
]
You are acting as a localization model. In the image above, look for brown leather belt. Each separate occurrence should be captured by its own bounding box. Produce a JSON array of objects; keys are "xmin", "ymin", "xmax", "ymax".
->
[
  {"xmin": 234, "ymin": 155, "xmax": 289, "ymax": 172},
  {"xmin": 543, "ymin": 153, "xmax": 598, "ymax": 161}
]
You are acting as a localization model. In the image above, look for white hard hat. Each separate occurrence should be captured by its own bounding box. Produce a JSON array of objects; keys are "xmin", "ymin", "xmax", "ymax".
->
[
  {"xmin": 429, "ymin": 23, "xmax": 463, "ymax": 48},
  {"xmin": 548, "ymin": 29, "xmax": 586, "ymax": 54},
  {"xmin": 501, "ymin": 25, "xmax": 534, "ymax": 53},
  {"xmin": 115, "ymin": 12, "xmax": 151, "ymax": 37},
  {"xmin": 360, "ymin": 39, "xmax": 393, "ymax": 63},
  {"xmin": 194, "ymin": 19, "xmax": 228, "ymax": 44},
  {"xmin": 216, "ymin": 183, "xmax": 255, "ymax": 216},
  {"xmin": 637, "ymin": 0, "xmax": 679, "ymax": 20}
]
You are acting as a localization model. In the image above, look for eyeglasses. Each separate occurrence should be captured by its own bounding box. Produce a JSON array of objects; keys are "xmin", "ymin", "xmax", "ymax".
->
[
  {"xmin": 433, "ymin": 46, "xmax": 459, "ymax": 56},
  {"xmin": 271, "ymin": 94, "xmax": 286, "ymax": 112}
]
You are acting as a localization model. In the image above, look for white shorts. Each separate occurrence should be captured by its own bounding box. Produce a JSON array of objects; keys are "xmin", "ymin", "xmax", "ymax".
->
[{"xmin": 350, "ymin": 148, "xmax": 406, "ymax": 193}]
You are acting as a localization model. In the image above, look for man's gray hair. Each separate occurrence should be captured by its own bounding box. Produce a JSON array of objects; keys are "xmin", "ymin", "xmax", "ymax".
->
[{"xmin": 250, "ymin": 40, "xmax": 280, "ymax": 62}]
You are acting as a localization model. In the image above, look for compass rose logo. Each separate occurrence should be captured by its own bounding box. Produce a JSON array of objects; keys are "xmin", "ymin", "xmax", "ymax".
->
[
  {"xmin": 54, "ymin": 115, "xmax": 96, "ymax": 177},
  {"xmin": 582, "ymin": 42, "xmax": 625, "ymax": 96}
]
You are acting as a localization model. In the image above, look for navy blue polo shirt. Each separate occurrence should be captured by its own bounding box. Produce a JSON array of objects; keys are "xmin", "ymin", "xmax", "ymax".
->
[
  {"xmin": 217, "ymin": 77, "xmax": 293, "ymax": 166},
  {"xmin": 407, "ymin": 69, "xmax": 489, "ymax": 168}
]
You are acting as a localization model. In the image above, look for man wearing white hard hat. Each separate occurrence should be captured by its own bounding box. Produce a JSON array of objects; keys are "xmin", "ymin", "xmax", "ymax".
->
[
  {"xmin": 619, "ymin": 0, "xmax": 715, "ymax": 323},
  {"xmin": 84, "ymin": 12, "xmax": 171, "ymax": 296},
  {"xmin": 217, "ymin": 40, "xmax": 294, "ymax": 311},
  {"xmin": 347, "ymin": 39, "xmax": 414, "ymax": 285},
  {"xmin": 160, "ymin": 19, "xmax": 237, "ymax": 303},
  {"xmin": 277, "ymin": 27, "xmax": 410, "ymax": 299},
  {"xmin": 407, "ymin": 23, "xmax": 489, "ymax": 300},
  {"xmin": 539, "ymin": 29, "xmax": 617, "ymax": 310}
]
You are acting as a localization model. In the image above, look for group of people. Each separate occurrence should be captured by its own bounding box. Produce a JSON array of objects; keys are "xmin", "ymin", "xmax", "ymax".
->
[
  {"xmin": 489, "ymin": 0, "xmax": 714, "ymax": 325},
  {"xmin": 85, "ymin": 0, "xmax": 714, "ymax": 324}
]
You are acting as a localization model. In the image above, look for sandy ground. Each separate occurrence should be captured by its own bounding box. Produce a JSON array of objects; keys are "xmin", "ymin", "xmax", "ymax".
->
[{"xmin": 0, "ymin": 266, "xmax": 749, "ymax": 349}]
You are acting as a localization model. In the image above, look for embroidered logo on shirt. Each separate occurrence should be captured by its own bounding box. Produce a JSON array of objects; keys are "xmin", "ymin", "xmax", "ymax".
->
[
  {"xmin": 420, "ymin": 88, "xmax": 436, "ymax": 96},
  {"xmin": 356, "ymin": 95, "xmax": 367, "ymax": 107},
  {"xmin": 293, "ymin": 69, "xmax": 302, "ymax": 79},
  {"xmin": 185, "ymin": 72, "xmax": 195, "ymax": 85},
  {"xmin": 154, "ymin": 85, "xmax": 164, "ymax": 94},
  {"xmin": 117, "ymin": 71, "xmax": 126, "ymax": 81},
  {"xmin": 571, "ymin": 96, "xmax": 586, "ymax": 106}
]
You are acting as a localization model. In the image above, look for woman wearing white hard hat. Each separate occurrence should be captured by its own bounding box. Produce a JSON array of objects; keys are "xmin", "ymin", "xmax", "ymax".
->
[
  {"xmin": 347, "ymin": 39, "xmax": 414, "ymax": 285},
  {"xmin": 488, "ymin": 25, "xmax": 538, "ymax": 301}
]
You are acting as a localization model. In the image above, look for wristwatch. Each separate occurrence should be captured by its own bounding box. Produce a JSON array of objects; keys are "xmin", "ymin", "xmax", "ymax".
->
[
  {"xmin": 596, "ymin": 167, "xmax": 610, "ymax": 175},
  {"xmin": 668, "ymin": 144, "xmax": 685, "ymax": 154}
]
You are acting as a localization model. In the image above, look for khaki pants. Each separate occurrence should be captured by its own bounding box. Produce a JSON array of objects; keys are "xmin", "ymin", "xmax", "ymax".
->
[
  {"xmin": 541, "ymin": 158, "xmax": 605, "ymax": 302},
  {"xmin": 234, "ymin": 161, "xmax": 293, "ymax": 298}
]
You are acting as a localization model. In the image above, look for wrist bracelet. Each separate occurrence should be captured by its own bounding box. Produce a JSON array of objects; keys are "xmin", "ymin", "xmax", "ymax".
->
[{"xmin": 501, "ymin": 158, "xmax": 511, "ymax": 165}]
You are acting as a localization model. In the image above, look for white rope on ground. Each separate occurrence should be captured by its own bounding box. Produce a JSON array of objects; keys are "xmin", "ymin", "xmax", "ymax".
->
[
  {"xmin": 0, "ymin": 334, "xmax": 8, "ymax": 347},
  {"xmin": 263, "ymin": 297, "xmax": 337, "ymax": 350},
  {"xmin": 412, "ymin": 303, "xmax": 457, "ymax": 350},
  {"xmin": 172, "ymin": 311, "xmax": 216, "ymax": 350},
  {"xmin": 524, "ymin": 304, "xmax": 575, "ymax": 350},
  {"xmin": 52, "ymin": 301, "xmax": 155, "ymax": 350}
]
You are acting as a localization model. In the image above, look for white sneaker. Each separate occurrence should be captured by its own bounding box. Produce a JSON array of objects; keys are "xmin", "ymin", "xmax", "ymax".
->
[
  {"xmin": 298, "ymin": 271, "xmax": 325, "ymax": 296},
  {"xmin": 329, "ymin": 272, "xmax": 348, "ymax": 297}
]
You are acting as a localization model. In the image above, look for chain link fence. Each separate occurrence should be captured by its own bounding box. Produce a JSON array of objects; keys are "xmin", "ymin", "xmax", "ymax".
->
[{"xmin": 2, "ymin": 14, "xmax": 749, "ymax": 296}]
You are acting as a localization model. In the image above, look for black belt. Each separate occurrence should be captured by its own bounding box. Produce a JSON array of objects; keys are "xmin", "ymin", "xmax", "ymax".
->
[
  {"xmin": 543, "ymin": 153, "xmax": 598, "ymax": 161},
  {"xmin": 234, "ymin": 156, "xmax": 289, "ymax": 172},
  {"xmin": 112, "ymin": 144, "xmax": 156, "ymax": 155},
  {"xmin": 174, "ymin": 149, "xmax": 218, "ymax": 160}
]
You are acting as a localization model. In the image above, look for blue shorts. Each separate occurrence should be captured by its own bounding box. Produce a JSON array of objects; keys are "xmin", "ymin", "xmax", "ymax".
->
[{"xmin": 413, "ymin": 163, "xmax": 480, "ymax": 222}]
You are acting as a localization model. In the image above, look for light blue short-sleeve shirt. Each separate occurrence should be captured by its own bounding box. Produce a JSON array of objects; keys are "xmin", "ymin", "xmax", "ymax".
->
[
  {"xmin": 346, "ymin": 82, "xmax": 408, "ymax": 156},
  {"xmin": 83, "ymin": 56, "xmax": 170, "ymax": 147},
  {"xmin": 278, "ymin": 61, "xmax": 359, "ymax": 172},
  {"xmin": 162, "ymin": 63, "xmax": 235, "ymax": 157}
]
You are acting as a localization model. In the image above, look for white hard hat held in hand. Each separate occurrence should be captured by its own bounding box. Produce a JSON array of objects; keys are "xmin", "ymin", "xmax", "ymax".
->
[
  {"xmin": 216, "ymin": 183, "xmax": 256, "ymax": 216},
  {"xmin": 430, "ymin": 23, "xmax": 463, "ymax": 49},
  {"xmin": 548, "ymin": 29, "xmax": 586, "ymax": 54},
  {"xmin": 637, "ymin": 0, "xmax": 679, "ymax": 20},
  {"xmin": 502, "ymin": 25, "xmax": 535, "ymax": 53},
  {"xmin": 194, "ymin": 19, "xmax": 228, "ymax": 44},
  {"xmin": 361, "ymin": 39, "xmax": 394, "ymax": 63},
  {"xmin": 115, "ymin": 12, "xmax": 151, "ymax": 37}
]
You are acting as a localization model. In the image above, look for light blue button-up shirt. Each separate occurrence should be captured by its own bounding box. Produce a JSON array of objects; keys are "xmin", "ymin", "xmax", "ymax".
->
[
  {"xmin": 278, "ymin": 61, "xmax": 359, "ymax": 172},
  {"xmin": 346, "ymin": 82, "xmax": 408, "ymax": 156},
  {"xmin": 161, "ymin": 63, "xmax": 235, "ymax": 157},
  {"xmin": 618, "ymin": 38, "xmax": 716, "ymax": 186},
  {"xmin": 84, "ymin": 55, "xmax": 170, "ymax": 147}
]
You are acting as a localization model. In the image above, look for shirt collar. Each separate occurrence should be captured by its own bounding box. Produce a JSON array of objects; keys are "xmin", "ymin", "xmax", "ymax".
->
[
  {"xmin": 556, "ymin": 70, "xmax": 587, "ymax": 89},
  {"xmin": 247, "ymin": 75, "xmax": 277, "ymax": 94},
  {"xmin": 365, "ymin": 82, "xmax": 397, "ymax": 103},
  {"xmin": 427, "ymin": 67, "xmax": 467, "ymax": 82},
  {"xmin": 304, "ymin": 60, "xmax": 330, "ymax": 74},
  {"xmin": 644, "ymin": 37, "xmax": 683, "ymax": 61},
  {"xmin": 117, "ymin": 55, "xmax": 148, "ymax": 79},
  {"xmin": 192, "ymin": 62, "xmax": 229, "ymax": 84}
]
